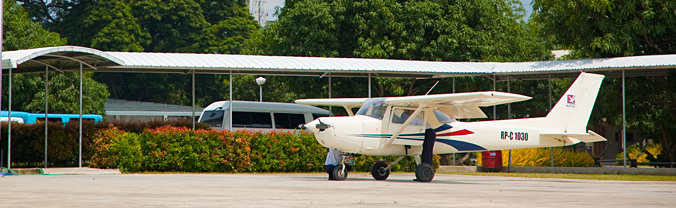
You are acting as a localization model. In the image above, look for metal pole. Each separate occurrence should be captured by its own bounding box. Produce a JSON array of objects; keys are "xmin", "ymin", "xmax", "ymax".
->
[
  {"xmin": 45, "ymin": 66, "xmax": 49, "ymax": 168},
  {"xmin": 7, "ymin": 63, "xmax": 12, "ymax": 169},
  {"xmin": 368, "ymin": 73, "xmax": 371, "ymax": 98},
  {"xmin": 549, "ymin": 74, "xmax": 554, "ymax": 167},
  {"xmin": 192, "ymin": 70, "xmax": 195, "ymax": 130},
  {"xmin": 229, "ymin": 71, "xmax": 233, "ymax": 131},
  {"xmin": 0, "ymin": 0, "xmax": 4, "ymax": 169},
  {"xmin": 507, "ymin": 76, "xmax": 511, "ymax": 171},
  {"xmin": 328, "ymin": 73, "xmax": 332, "ymax": 114},
  {"xmin": 492, "ymin": 75, "xmax": 496, "ymax": 120},
  {"xmin": 452, "ymin": 77, "xmax": 455, "ymax": 165},
  {"xmin": 622, "ymin": 70, "xmax": 627, "ymax": 168},
  {"xmin": 259, "ymin": 85, "xmax": 262, "ymax": 102},
  {"xmin": 79, "ymin": 62, "xmax": 83, "ymax": 168},
  {"xmin": 507, "ymin": 76, "xmax": 510, "ymax": 118}
]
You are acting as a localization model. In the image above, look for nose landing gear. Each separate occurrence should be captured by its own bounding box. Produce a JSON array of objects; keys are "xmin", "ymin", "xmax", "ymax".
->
[{"xmin": 332, "ymin": 155, "xmax": 354, "ymax": 180}]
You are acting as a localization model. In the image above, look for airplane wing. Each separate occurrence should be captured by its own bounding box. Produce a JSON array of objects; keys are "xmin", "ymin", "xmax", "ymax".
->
[
  {"xmin": 295, "ymin": 98, "xmax": 367, "ymax": 116},
  {"xmin": 294, "ymin": 98, "xmax": 367, "ymax": 108},
  {"xmin": 385, "ymin": 91, "xmax": 531, "ymax": 119}
]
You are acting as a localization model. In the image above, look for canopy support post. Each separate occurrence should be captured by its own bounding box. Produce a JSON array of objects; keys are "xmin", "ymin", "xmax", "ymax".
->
[
  {"xmin": 452, "ymin": 77, "xmax": 456, "ymax": 165},
  {"xmin": 368, "ymin": 73, "xmax": 371, "ymax": 98},
  {"xmin": 328, "ymin": 73, "xmax": 332, "ymax": 115},
  {"xmin": 45, "ymin": 65, "xmax": 49, "ymax": 168},
  {"xmin": 549, "ymin": 74, "xmax": 554, "ymax": 167},
  {"xmin": 192, "ymin": 70, "xmax": 195, "ymax": 130},
  {"xmin": 507, "ymin": 76, "xmax": 511, "ymax": 172},
  {"xmin": 622, "ymin": 70, "xmax": 627, "ymax": 168},
  {"xmin": 79, "ymin": 62, "xmax": 83, "ymax": 168},
  {"xmin": 7, "ymin": 63, "xmax": 12, "ymax": 169},
  {"xmin": 229, "ymin": 70, "xmax": 233, "ymax": 131}
]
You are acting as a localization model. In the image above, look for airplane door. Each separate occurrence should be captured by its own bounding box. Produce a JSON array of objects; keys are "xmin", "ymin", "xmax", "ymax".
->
[{"xmin": 387, "ymin": 107, "xmax": 425, "ymax": 145}]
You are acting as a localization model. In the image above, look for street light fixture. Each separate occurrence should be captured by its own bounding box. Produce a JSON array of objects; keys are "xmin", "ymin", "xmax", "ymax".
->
[{"xmin": 256, "ymin": 77, "xmax": 266, "ymax": 102}]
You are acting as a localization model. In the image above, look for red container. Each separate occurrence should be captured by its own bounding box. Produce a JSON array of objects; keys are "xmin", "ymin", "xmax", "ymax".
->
[{"xmin": 481, "ymin": 151, "xmax": 503, "ymax": 171}]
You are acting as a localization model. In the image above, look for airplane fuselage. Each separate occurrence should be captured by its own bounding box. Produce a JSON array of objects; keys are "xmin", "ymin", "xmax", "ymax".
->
[{"xmin": 307, "ymin": 115, "xmax": 567, "ymax": 156}]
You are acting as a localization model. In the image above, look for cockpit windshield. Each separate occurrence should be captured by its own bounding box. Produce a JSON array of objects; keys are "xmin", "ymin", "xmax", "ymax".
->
[
  {"xmin": 356, "ymin": 98, "xmax": 387, "ymax": 119},
  {"xmin": 356, "ymin": 98, "xmax": 457, "ymax": 123}
]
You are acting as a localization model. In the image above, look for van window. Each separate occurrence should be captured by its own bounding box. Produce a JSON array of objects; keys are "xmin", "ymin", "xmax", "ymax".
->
[
  {"xmin": 274, "ymin": 113, "xmax": 306, "ymax": 129},
  {"xmin": 233, "ymin": 112, "xmax": 272, "ymax": 128},
  {"xmin": 201, "ymin": 110, "xmax": 224, "ymax": 127}
]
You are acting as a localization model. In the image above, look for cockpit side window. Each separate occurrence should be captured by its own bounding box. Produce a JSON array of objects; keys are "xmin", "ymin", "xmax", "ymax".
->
[
  {"xmin": 391, "ymin": 108, "xmax": 425, "ymax": 126},
  {"xmin": 356, "ymin": 98, "xmax": 387, "ymax": 120}
]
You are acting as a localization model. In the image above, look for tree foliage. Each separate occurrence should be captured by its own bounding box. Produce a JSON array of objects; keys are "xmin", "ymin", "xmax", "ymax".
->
[
  {"xmin": 533, "ymin": 0, "xmax": 676, "ymax": 58},
  {"xmin": 3, "ymin": 0, "xmax": 109, "ymax": 115},
  {"xmin": 17, "ymin": 0, "xmax": 259, "ymax": 107},
  {"xmin": 242, "ymin": 0, "xmax": 552, "ymax": 108},
  {"xmin": 534, "ymin": 0, "xmax": 676, "ymax": 162}
]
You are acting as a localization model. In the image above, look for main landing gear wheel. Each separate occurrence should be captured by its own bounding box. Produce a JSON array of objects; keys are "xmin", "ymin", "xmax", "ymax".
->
[
  {"xmin": 371, "ymin": 161, "xmax": 390, "ymax": 180},
  {"xmin": 415, "ymin": 163, "xmax": 435, "ymax": 182},
  {"xmin": 332, "ymin": 164, "xmax": 348, "ymax": 180}
]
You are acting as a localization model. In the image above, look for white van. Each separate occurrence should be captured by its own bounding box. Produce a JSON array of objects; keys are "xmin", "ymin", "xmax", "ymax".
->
[{"xmin": 198, "ymin": 101, "xmax": 330, "ymax": 131}]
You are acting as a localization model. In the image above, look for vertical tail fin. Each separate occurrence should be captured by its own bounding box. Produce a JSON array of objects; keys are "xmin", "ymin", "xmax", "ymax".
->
[{"xmin": 545, "ymin": 72, "xmax": 605, "ymax": 133}]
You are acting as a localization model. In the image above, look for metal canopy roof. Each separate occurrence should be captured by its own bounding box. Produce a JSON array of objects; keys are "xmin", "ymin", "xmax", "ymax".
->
[{"xmin": 2, "ymin": 46, "xmax": 675, "ymax": 79}]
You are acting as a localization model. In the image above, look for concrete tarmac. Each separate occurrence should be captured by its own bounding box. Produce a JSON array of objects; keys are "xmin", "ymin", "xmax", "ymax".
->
[{"xmin": 1, "ymin": 173, "xmax": 675, "ymax": 207}]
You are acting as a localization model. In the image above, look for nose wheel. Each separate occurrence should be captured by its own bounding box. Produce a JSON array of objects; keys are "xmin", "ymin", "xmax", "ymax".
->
[{"xmin": 332, "ymin": 164, "xmax": 348, "ymax": 180}]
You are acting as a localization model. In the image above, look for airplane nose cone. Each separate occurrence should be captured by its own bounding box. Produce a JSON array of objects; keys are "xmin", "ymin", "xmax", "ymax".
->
[{"xmin": 302, "ymin": 120, "xmax": 319, "ymax": 133}]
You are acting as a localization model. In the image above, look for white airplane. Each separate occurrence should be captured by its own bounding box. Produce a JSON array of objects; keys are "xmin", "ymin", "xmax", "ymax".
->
[{"xmin": 296, "ymin": 72, "xmax": 607, "ymax": 182}]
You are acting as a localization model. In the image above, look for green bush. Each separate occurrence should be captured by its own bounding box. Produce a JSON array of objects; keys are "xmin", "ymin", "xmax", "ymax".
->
[
  {"xmin": 247, "ymin": 130, "xmax": 325, "ymax": 172},
  {"xmin": 139, "ymin": 126, "xmax": 251, "ymax": 172},
  {"xmin": 90, "ymin": 126, "xmax": 440, "ymax": 173},
  {"xmin": 90, "ymin": 127, "xmax": 142, "ymax": 172},
  {"xmin": 0, "ymin": 118, "xmax": 209, "ymax": 168}
]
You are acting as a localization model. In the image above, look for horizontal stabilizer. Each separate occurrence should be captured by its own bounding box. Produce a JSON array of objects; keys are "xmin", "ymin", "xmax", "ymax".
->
[{"xmin": 540, "ymin": 130, "xmax": 607, "ymax": 145}]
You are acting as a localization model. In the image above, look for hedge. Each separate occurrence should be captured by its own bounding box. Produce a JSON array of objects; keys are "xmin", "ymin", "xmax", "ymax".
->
[
  {"xmin": 0, "ymin": 119, "xmax": 209, "ymax": 167},
  {"xmin": 90, "ymin": 126, "xmax": 440, "ymax": 173}
]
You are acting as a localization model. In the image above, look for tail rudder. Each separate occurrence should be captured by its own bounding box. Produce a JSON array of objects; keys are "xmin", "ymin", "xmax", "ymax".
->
[{"xmin": 545, "ymin": 72, "xmax": 605, "ymax": 133}]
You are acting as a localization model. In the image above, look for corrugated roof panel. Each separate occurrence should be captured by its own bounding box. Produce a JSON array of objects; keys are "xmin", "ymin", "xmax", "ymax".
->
[{"xmin": 5, "ymin": 46, "xmax": 676, "ymax": 77}]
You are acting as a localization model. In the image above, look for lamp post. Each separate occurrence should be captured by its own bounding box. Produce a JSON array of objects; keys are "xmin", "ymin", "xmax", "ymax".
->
[{"xmin": 256, "ymin": 77, "xmax": 266, "ymax": 102}]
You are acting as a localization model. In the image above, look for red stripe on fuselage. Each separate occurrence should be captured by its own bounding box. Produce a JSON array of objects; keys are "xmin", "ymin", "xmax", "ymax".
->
[{"xmin": 437, "ymin": 129, "xmax": 474, "ymax": 137}]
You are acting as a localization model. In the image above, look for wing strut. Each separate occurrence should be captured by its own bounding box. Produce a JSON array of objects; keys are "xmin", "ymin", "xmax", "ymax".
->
[{"xmin": 382, "ymin": 106, "xmax": 424, "ymax": 148}]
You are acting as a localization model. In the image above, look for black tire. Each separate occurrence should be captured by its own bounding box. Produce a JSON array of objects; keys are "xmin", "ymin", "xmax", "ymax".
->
[
  {"xmin": 415, "ymin": 163, "xmax": 435, "ymax": 182},
  {"xmin": 332, "ymin": 164, "xmax": 348, "ymax": 180},
  {"xmin": 371, "ymin": 161, "xmax": 390, "ymax": 180}
]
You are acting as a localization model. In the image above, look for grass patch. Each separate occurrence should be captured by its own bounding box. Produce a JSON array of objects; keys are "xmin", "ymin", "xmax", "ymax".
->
[{"xmin": 442, "ymin": 172, "xmax": 676, "ymax": 181}]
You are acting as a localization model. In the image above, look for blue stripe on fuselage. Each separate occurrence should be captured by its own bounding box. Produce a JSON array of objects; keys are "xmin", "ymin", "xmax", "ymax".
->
[{"xmin": 397, "ymin": 137, "xmax": 486, "ymax": 151}]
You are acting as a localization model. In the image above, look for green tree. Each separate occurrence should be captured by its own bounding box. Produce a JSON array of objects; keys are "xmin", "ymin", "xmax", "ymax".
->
[
  {"xmin": 3, "ymin": 0, "xmax": 109, "ymax": 114},
  {"xmin": 198, "ymin": 0, "xmax": 260, "ymax": 54},
  {"xmin": 84, "ymin": 0, "xmax": 150, "ymax": 52},
  {"xmin": 242, "ymin": 0, "xmax": 551, "ymax": 104},
  {"xmin": 533, "ymin": 0, "xmax": 676, "ymax": 58},
  {"xmin": 17, "ymin": 0, "xmax": 259, "ymax": 106},
  {"xmin": 534, "ymin": 0, "xmax": 676, "ymax": 162}
]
